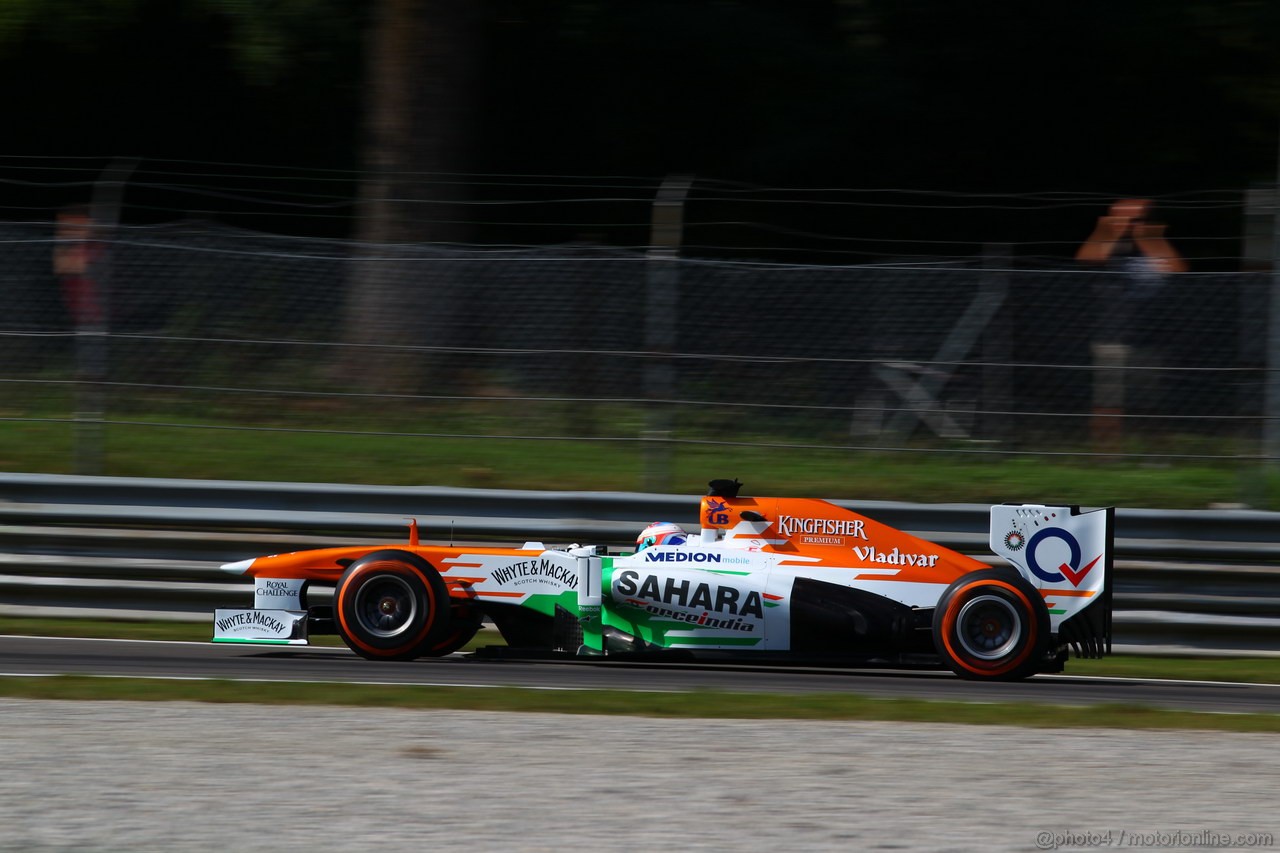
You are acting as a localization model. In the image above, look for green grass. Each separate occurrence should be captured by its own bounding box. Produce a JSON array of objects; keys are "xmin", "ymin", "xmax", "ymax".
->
[
  {"xmin": 0, "ymin": 675, "xmax": 1277, "ymax": 731},
  {"xmin": 2, "ymin": 617, "xmax": 229, "ymax": 643},
  {"xmin": 1, "ymin": 418, "xmax": 1274, "ymax": 508},
  {"xmin": 1065, "ymin": 655, "xmax": 1280, "ymax": 684}
]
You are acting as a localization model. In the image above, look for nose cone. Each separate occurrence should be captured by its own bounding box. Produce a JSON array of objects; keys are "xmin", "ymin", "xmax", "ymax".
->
[{"xmin": 220, "ymin": 558, "xmax": 256, "ymax": 576}]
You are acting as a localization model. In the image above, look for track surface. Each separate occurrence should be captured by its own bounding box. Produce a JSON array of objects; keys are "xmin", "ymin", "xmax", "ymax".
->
[{"xmin": 3, "ymin": 634, "xmax": 1279, "ymax": 714}]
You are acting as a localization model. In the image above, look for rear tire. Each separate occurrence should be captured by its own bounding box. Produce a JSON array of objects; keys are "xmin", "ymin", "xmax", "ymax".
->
[
  {"xmin": 933, "ymin": 569, "xmax": 1049, "ymax": 681},
  {"xmin": 335, "ymin": 550, "xmax": 449, "ymax": 661}
]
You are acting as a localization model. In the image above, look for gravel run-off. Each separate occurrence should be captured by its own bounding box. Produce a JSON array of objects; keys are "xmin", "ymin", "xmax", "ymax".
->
[{"xmin": 2, "ymin": 699, "xmax": 1278, "ymax": 852}]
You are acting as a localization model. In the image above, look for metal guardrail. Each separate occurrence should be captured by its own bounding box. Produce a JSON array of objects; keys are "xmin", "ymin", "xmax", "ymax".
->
[{"xmin": 1, "ymin": 473, "xmax": 1277, "ymax": 656}]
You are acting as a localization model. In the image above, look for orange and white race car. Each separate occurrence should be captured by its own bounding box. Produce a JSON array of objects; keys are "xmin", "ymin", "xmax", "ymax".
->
[{"xmin": 213, "ymin": 480, "xmax": 1113, "ymax": 680}]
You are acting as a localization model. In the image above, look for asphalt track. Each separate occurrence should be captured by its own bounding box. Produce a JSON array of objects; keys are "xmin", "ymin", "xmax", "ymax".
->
[{"xmin": 4, "ymin": 634, "xmax": 1280, "ymax": 714}]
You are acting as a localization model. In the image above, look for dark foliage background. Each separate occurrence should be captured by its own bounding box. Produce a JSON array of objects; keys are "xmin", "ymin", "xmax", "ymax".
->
[{"xmin": 1, "ymin": 0, "xmax": 1277, "ymax": 258}]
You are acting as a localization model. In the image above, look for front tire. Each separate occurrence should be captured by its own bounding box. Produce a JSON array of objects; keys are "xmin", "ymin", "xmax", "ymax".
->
[
  {"xmin": 419, "ymin": 601, "xmax": 483, "ymax": 657},
  {"xmin": 335, "ymin": 550, "xmax": 449, "ymax": 661},
  {"xmin": 933, "ymin": 569, "xmax": 1049, "ymax": 681}
]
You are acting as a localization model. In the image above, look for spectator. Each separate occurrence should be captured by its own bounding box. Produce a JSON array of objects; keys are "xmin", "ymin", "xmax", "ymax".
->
[
  {"xmin": 53, "ymin": 205, "xmax": 104, "ymax": 329},
  {"xmin": 1076, "ymin": 199, "xmax": 1187, "ymax": 447},
  {"xmin": 1076, "ymin": 197, "xmax": 1186, "ymax": 279}
]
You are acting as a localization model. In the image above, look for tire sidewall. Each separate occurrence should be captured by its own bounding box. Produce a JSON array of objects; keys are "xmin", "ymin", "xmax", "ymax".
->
[
  {"xmin": 335, "ymin": 550, "xmax": 449, "ymax": 660},
  {"xmin": 933, "ymin": 569, "xmax": 1049, "ymax": 681},
  {"xmin": 423, "ymin": 604, "xmax": 483, "ymax": 657}
]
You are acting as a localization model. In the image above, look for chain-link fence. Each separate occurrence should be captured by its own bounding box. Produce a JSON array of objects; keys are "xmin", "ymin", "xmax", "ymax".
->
[{"xmin": 0, "ymin": 220, "xmax": 1274, "ymax": 483}]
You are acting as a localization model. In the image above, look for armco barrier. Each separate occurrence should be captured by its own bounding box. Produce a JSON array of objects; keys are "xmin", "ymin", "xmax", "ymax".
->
[{"xmin": 0, "ymin": 473, "xmax": 1277, "ymax": 655}]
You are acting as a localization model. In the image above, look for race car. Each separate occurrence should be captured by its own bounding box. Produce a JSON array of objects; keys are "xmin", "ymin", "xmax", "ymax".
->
[{"xmin": 213, "ymin": 479, "xmax": 1113, "ymax": 680}]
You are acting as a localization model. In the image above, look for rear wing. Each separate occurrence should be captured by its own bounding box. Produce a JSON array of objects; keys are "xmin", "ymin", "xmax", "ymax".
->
[{"xmin": 989, "ymin": 504, "xmax": 1114, "ymax": 657}]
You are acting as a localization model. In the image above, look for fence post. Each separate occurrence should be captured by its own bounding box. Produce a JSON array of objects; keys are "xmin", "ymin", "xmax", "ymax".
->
[
  {"xmin": 73, "ymin": 158, "xmax": 135, "ymax": 476},
  {"xmin": 981, "ymin": 244, "xmax": 1011, "ymax": 443},
  {"xmin": 1089, "ymin": 262, "xmax": 1128, "ymax": 459},
  {"xmin": 1268, "ymin": 175, "xmax": 1280, "ymax": 469},
  {"xmin": 643, "ymin": 175, "xmax": 692, "ymax": 493}
]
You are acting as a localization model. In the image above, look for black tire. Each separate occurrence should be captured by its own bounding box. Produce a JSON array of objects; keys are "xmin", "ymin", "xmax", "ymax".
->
[
  {"xmin": 419, "ymin": 602, "xmax": 483, "ymax": 657},
  {"xmin": 932, "ymin": 569, "xmax": 1049, "ymax": 681},
  {"xmin": 335, "ymin": 550, "xmax": 450, "ymax": 661}
]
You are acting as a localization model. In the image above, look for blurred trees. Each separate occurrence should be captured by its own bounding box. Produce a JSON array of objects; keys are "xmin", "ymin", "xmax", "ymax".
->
[
  {"xmin": 475, "ymin": 1, "xmax": 1280, "ymax": 189},
  {"xmin": 1, "ymin": 0, "xmax": 1277, "ymax": 232},
  {"xmin": 4, "ymin": 0, "xmax": 1278, "ymax": 386},
  {"xmin": 0, "ymin": 0, "xmax": 365, "ymax": 171},
  {"xmin": 2, "ymin": 0, "xmax": 1277, "ymax": 392},
  {"xmin": 342, "ymin": 0, "xmax": 483, "ymax": 390}
]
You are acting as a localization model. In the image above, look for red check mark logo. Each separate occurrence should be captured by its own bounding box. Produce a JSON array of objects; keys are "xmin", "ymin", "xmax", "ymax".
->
[{"xmin": 1059, "ymin": 555, "xmax": 1101, "ymax": 587}]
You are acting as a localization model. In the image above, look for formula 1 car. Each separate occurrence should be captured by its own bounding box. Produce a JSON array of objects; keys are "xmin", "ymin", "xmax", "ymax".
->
[{"xmin": 213, "ymin": 480, "xmax": 1113, "ymax": 680}]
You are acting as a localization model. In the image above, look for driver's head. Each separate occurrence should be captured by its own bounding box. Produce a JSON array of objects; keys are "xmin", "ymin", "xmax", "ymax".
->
[{"xmin": 635, "ymin": 522, "xmax": 687, "ymax": 552}]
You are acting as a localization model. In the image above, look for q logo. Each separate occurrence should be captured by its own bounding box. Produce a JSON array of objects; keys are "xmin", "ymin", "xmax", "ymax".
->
[{"xmin": 1026, "ymin": 528, "xmax": 1101, "ymax": 587}]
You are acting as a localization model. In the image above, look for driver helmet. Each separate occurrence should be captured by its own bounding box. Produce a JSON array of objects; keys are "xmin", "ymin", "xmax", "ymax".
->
[{"xmin": 636, "ymin": 521, "xmax": 687, "ymax": 552}]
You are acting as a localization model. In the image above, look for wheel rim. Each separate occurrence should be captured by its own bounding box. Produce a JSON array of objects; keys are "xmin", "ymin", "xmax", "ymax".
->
[
  {"xmin": 955, "ymin": 594, "xmax": 1022, "ymax": 660},
  {"xmin": 353, "ymin": 574, "xmax": 418, "ymax": 638}
]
